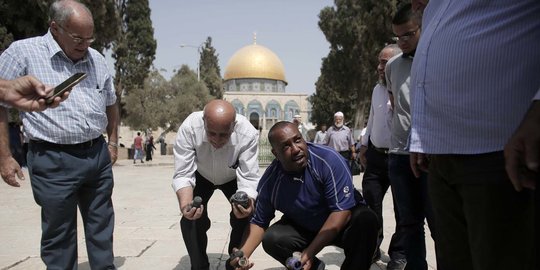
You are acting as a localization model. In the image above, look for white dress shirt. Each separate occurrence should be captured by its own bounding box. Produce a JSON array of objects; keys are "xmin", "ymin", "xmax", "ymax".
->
[
  {"xmin": 361, "ymin": 83, "xmax": 392, "ymax": 149},
  {"xmin": 172, "ymin": 111, "xmax": 260, "ymax": 199}
]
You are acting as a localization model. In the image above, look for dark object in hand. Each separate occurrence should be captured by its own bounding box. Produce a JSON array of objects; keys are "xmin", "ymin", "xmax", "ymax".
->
[
  {"xmin": 229, "ymin": 249, "xmax": 248, "ymax": 267},
  {"xmin": 286, "ymin": 255, "xmax": 302, "ymax": 270},
  {"xmin": 230, "ymin": 191, "xmax": 249, "ymax": 208},
  {"xmin": 184, "ymin": 196, "xmax": 203, "ymax": 212},
  {"xmin": 191, "ymin": 196, "xmax": 202, "ymax": 208}
]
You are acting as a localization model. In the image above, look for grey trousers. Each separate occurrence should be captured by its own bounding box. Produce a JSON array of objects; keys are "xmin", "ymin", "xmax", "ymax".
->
[{"xmin": 28, "ymin": 137, "xmax": 116, "ymax": 270}]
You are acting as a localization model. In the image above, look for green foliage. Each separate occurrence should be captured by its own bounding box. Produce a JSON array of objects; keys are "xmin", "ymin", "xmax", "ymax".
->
[
  {"xmin": 310, "ymin": 0, "xmax": 404, "ymax": 127},
  {"xmin": 80, "ymin": 0, "xmax": 120, "ymax": 53},
  {"xmin": 200, "ymin": 37, "xmax": 223, "ymax": 99},
  {"xmin": 167, "ymin": 65, "xmax": 213, "ymax": 131},
  {"xmin": 0, "ymin": 0, "xmax": 119, "ymax": 53},
  {"xmin": 123, "ymin": 69, "xmax": 168, "ymax": 130},
  {"xmin": 0, "ymin": 0, "xmax": 49, "ymax": 52},
  {"xmin": 113, "ymin": 0, "xmax": 156, "ymax": 98},
  {"xmin": 123, "ymin": 66, "xmax": 212, "ymax": 132},
  {"xmin": 0, "ymin": 26, "xmax": 14, "ymax": 51}
]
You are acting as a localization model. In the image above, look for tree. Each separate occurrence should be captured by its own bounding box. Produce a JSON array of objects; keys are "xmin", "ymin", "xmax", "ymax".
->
[
  {"xmin": 0, "ymin": 0, "xmax": 119, "ymax": 53},
  {"xmin": 310, "ymin": 0, "xmax": 404, "ymax": 128},
  {"xmin": 167, "ymin": 65, "xmax": 213, "ymax": 132},
  {"xmin": 80, "ymin": 0, "xmax": 120, "ymax": 53},
  {"xmin": 199, "ymin": 37, "xmax": 223, "ymax": 99},
  {"xmin": 123, "ymin": 65, "xmax": 213, "ymax": 133},
  {"xmin": 0, "ymin": 0, "xmax": 49, "ymax": 52},
  {"xmin": 113, "ymin": 0, "xmax": 156, "ymax": 99},
  {"xmin": 123, "ymin": 69, "xmax": 169, "ymax": 131}
]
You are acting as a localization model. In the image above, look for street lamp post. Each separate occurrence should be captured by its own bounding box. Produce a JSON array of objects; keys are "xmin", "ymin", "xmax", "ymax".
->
[{"xmin": 179, "ymin": 42, "xmax": 206, "ymax": 81}]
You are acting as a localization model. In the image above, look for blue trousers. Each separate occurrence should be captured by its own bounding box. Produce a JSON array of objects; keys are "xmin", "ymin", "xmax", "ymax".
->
[
  {"xmin": 28, "ymin": 137, "xmax": 115, "ymax": 270},
  {"xmin": 388, "ymin": 154, "xmax": 436, "ymax": 270}
]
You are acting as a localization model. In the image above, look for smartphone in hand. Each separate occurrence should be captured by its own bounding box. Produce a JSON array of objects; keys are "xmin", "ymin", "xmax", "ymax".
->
[{"xmin": 46, "ymin": 72, "xmax": 87, "ymax": 104}]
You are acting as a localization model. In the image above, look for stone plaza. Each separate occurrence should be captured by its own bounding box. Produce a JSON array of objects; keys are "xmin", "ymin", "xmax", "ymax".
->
[{"xmin": 0, "ymin": 154, "xmax": 436, "ymax": 270}]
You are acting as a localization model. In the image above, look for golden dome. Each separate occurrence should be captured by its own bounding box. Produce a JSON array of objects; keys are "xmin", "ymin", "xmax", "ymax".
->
[{"xmin": 223, "ymin": 43, "xmax": 287, "ymax": 83}]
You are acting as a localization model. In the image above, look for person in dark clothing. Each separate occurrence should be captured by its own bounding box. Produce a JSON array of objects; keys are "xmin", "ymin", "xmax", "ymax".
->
[{"xmin": 145, "ymin": 135, "xmax": 156, "ymax": 161}]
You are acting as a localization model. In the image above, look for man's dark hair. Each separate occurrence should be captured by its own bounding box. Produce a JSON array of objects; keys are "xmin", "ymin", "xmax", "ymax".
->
[
  {"xmin": 392, "ymin": 3, "xmax": 413, "ymax": 25},
  {"xmin": 268, "ymin": 121, "xmax": 294, "ymax": 146}
]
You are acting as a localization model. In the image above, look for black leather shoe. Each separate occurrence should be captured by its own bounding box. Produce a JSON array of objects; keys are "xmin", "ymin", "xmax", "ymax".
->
[{"xmin": 387, "ymin": 259, "xmax": 407, "ymax": 270}]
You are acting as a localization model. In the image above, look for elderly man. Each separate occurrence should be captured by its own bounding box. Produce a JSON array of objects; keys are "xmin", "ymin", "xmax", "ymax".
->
[
  {"xmin": 0, "ymin": 1, "xmax": 119, "ymax": 269},
  {"xmin": 173, "ymin": 99, "xmax": 260, "ymax": 270},
  {"xmin": 230, "ymin": 121, "xmax": 379, "ymax": 270},
  {"xmin": 292, "ymin": 114, "xmax": 310, "ymax": 142},
  {"xmin": 324, "ymin": 111, "xmax": 356, "ymax": 166}
]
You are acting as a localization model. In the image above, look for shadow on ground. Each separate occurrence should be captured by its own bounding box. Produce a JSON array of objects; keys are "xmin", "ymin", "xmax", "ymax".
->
[{"xmin": 78, "ymin": 256, "xmax": 126, "ymax": 269}]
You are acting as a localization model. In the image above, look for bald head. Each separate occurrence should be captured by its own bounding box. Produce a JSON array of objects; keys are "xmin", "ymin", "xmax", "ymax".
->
[
  {"xmin": 203, "ymin": 100, "xmax": 236, "ymax": 124},
  {"xmin": 203, "ymin": 100, "xmax": 237, "ymax": 149},
  {"xmin": 49, "ymin": 0, "xmax": 94, "ymax": 62},
  {"xmin": 50, "ymin": 0, "xmax": 93, "ymax": 26}
]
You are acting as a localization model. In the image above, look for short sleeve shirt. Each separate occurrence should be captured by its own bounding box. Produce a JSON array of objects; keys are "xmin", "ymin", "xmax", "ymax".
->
[{"xmin": 251, "ymin": 143, "xmax": 365, "ymax": 232}]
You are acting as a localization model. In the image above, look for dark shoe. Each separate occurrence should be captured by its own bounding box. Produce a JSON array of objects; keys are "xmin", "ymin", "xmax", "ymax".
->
[
  {"xmin": 312, "ymin": 257, "xmax": 325, "ymax": 270},
  {"xmin": 387, "ymin": 259, "xmax": 407, "ymax": 270},
  {"xmin": 133, "ymin": 160, "xmax": 135, "ymax": 164},
  {"xmin": 372, "ymin": 249, "xmax": 381, "ymax": 264},
  {"xmin": 141, "ymin": 160, "xmax": 144, "ymax": 163}
]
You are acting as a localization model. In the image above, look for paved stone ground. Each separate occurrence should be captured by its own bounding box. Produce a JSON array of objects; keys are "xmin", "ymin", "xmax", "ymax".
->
[{"xmin": 0, "ymin": 154, "xmax": 435, "ymax": 270}]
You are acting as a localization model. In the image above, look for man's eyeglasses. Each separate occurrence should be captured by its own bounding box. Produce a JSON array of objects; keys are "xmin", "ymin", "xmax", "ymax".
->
[
  {"xmin": 391, "ymin": 28, "xmax": 420, "ymax": 42},
  {"xmin": 57, "ymin": 24, "xmax": 95, "ymax": 44}
]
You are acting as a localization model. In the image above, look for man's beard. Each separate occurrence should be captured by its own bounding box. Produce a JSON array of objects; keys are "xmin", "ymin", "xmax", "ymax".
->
[
  {"xmin": 335, "ymin": 123, "xmax": 343, "ymax": 128},
  {"xmin": 378, "ymin": 77, "xmax": 386, "ymax": 86}
]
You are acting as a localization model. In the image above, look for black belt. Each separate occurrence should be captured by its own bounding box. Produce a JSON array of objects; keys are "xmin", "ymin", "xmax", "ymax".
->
[
  {"xmin": 372, "ymin": 146, "xmax": 389, "ymax": 154},
  {"xmin": 31, "ymin": 136, "xmax": 103, "ymax": 150}
]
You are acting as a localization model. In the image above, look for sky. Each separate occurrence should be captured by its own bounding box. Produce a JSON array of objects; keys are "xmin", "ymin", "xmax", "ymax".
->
[{"xmin": 145, "ymin": 0, "xmax": 335, "ymax": 95}]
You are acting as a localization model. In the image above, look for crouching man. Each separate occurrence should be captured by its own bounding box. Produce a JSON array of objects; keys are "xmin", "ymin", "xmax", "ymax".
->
[{"xmin": 231, "ymin": 121, "xmax": 379, "ymax": 270}]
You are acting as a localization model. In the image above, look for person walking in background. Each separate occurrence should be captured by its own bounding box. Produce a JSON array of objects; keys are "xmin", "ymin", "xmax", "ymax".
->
[
  {"xmin": 324, "ymin": 111, "xmax": 356, "ymax": 168},
  {"xmin": 133, "ymin": 131, "xmax": 144, "ymax": 164},
  {"xmin": 0, "ymin": 1, "xmax": 119, "ymax": 269},
  {"xmin": 409, "ymin": 0, "xmax": 538, "ymax": 269},
  {"xmin": 292, "ymin": 114, "xmax": 310, "ymax": 142},
  {"xmin": 172, "ymin": 99, "xmax": 260, "ymax": 270},
  {"xmin": 359, "ymin": 43, "xmax": 403, "ymax": 264},
  {"xmin": 313, "ymin": 123, "xmax": 327, "ymax": 144},
  {"xmin": 385, "ymin": 4, "xmax": 436, "ymax": 269},
  {"xmin": 145, "ymin": 135, "xmax": 156, "ymax": 161}
]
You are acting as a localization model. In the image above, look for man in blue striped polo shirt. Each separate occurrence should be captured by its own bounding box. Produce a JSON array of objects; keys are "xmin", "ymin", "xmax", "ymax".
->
[{"xmin": 230, "ymin": 121, "xmax": 379, "ymax": 270}]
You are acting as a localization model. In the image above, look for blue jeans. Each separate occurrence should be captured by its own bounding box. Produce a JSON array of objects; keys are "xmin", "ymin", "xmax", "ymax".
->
[{"xmin": 388, "ymin": 154, "xmax": 435, "ymax": 270}]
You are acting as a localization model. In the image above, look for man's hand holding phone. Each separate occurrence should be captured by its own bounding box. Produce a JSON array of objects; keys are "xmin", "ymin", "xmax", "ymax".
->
[{"xmin": 46, "ymin": 72, "xmax": 87, "ymax": 105}]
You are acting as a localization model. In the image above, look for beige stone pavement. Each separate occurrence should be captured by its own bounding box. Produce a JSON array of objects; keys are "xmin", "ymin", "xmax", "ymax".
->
[{"xmin": 0, "ymin": 154, "xmax": 436, "ymax": 270}]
